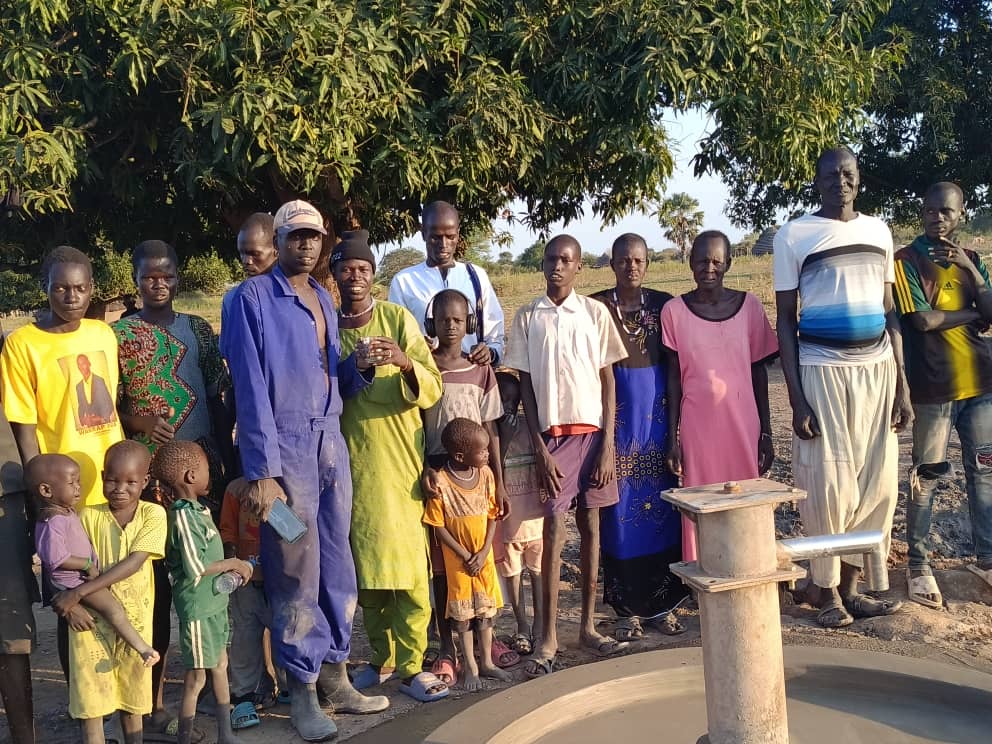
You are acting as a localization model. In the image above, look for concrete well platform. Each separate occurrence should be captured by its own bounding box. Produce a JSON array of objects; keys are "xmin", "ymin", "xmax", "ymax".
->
[{"xmin": 424, "ymin": 647, "xmax": 992, "ymax": 744}]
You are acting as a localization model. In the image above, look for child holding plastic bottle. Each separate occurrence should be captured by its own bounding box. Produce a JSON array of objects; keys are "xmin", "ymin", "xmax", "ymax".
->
[{"xmin": 153, "ymin": 440, "xmax": 253, "ymax": 744}]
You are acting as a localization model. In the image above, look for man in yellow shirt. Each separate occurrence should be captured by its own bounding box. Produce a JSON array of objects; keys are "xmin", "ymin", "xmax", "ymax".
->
[{"xmin": 0, "ymin": 246, "xmax": 124, "ymax": 508}]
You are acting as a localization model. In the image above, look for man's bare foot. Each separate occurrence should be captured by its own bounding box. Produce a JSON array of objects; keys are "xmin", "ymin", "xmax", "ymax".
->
[
  {"xmin": 141, "ymin": 648, "xmax": 161, "ymax": 668},
  {"xmin": 578, "ymin": 630, "xmax": 629, "ymax": 657},
  {"xmin": 479, "ymin": 663, "xmax": 511, "ymax": 682}
]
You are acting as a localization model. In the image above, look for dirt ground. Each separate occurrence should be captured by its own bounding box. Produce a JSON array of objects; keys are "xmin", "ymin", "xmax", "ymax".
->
[{"xmin": 6, "ymin": 362, "xmax": 992, "ymax": 743}]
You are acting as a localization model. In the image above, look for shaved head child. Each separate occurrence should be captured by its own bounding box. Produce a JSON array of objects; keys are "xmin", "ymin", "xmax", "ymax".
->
[{"xmin": 154, "ymin": 440, "xmax": 253, "ymax": 744}]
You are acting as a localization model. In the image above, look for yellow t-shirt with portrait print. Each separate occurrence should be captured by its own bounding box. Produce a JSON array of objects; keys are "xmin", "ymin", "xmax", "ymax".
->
[{"xmin": 0, "ymin": 319, "xmax": 124, "ymax": 506}]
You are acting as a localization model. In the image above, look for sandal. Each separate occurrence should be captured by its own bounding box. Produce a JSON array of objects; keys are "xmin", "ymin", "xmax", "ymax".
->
[
  {"xmin": 422, "ymin": 640, "xmax": 441, "ymax": 671},
  {"xmin": 816, "ymin": 603, "xmax": 853, "ymax": 628},
  {"xmin": 646, "ymin": 612, "xmax": 685, "ymax": 636},
  {"xmin": 584, "ymin": 636, "xmax": 630, "ymax": 657},
  {"xmin": 906, "ymin": 569, "xmax": 943, "ymax": 609},
  {"xmin": 431, "ymin": 654, "xmax": 458, "ymax": 686},
  {"xmin": 614, "ymin": 616, "xmax": 643, "ymax": 642},
  {"xmin": 491, "ymin": 637, "xmax": 520, "ymax": 668},
  {"xmin": 845, "ymin": 593, "xmax": 903, "ymax": 619},
  {"xmin": 966, "ymin": 563, "xmax": 992, "ymax": 588},
  {"xmin": 509, "ymin": 632, "xmax": 533, "ymax": 655},
  {"xmin": 350, "ymin": 663, "xmax": 395, "ymax": 690},
  {"xmin": 399, "ymin": 671, "xmax": 450, "ymax": 702},
  {"xmin": 143, "ymin": 712, "xmax": 206, "ymax": 743},
  {"xmin": 230, "ymin": 701, "xmax": 260, "ymax": 730},
  {"xmin": 523, "ymin": 655, "xmax": 555, "ymax": 678}
]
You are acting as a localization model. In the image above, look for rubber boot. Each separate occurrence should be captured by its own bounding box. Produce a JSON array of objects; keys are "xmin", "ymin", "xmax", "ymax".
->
[
  {"xmin": 288, "ymin": 674, "xmax": 338, "ymax": 742},
  {"xmin": 317, "ymin": 662, "xmax": 390, "ymax": 714}
]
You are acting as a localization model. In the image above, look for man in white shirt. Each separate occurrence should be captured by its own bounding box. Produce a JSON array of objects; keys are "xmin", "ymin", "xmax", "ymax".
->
[
  {"xmin": 774, "ymin": 147, "xmax": 912, "ymax": 628},
  {"xmin": 389, "ymin": 201, "xmax": 504, "ymax": 365},
  {"xmin": 505, "ymin": 235, "xmax": 629, "ymax": 677}
]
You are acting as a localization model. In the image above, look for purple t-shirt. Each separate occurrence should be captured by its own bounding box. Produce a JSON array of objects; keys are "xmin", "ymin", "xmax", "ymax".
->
[{"xmin": 35, "ymin": 512, "xmax": 98, "ymax": 589}]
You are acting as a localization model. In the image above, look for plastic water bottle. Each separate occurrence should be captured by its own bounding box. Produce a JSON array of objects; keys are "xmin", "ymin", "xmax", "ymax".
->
[
  {"xmin": 213, "ymin": 571, "xmax": 242, "ymax": 594},
  {"xmin": 214, "ymin": 557, "xmax": 257, "ymax": 595},
  {"xmin": 266, "ymin": 499, "xmax": 308, "ymax": 544}
]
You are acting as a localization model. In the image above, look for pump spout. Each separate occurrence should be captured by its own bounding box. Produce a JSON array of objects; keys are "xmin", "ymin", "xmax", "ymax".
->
[{"xmin": 776, "ymin": 530, "xmax": 889, "ymax": 591}]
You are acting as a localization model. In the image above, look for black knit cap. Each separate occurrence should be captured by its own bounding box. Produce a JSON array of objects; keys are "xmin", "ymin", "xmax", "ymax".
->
[{"xmin": 330, "ymin": 229, "xmax": 375, "ymax": 272}]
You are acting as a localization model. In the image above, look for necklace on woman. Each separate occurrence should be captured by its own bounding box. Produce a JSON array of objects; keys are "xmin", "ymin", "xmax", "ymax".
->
[
  {"xmin": 445, "ymin": 463, "xmax": 477, "ymax": 482},
  {"xmin": 339, "ymin": 299, "xmax": 375, "ymax": 319},
  {"xmin": 612, "ymin": 289, "xmax": 646, "ymax": 339}
]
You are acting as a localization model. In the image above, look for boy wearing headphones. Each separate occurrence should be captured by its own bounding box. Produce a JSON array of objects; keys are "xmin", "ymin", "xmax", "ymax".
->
[{"xmin": 421, "ymin": 289, "xmax": 510, "ymax": 682}]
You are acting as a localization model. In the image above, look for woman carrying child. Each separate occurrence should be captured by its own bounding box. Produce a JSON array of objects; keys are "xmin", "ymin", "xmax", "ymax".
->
[
  {"xmin": 423, "ymin": 418, "xmax": 510, "ymax": 691},
  {"xmin": 662, "ymin": 231, "xmax": 779, "ymax": 561}
]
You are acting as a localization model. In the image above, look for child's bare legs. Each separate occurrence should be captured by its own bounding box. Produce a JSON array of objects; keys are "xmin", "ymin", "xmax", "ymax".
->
[
  {"xmin": 431, "ymin": 573, "xmax": 457, "ymax": 662},
  {"xmin": 211, "ymin": 650, "xmax": 236, "ymax": 744},
  {"xmin": 457, "ymin": 623, "xmax": 481, "ymax": 691},
  {"xmin": 0, "ymin": 653, "xmax": 34, "ymax": 743},
  {"xmin": 534, "ymin": 512, "xmax": 566, "ymax": 662},
  {"xmin": 178, "ymin": 650, "xmax": 236, "ymax": 744},
  {"xmin": 475, "ymin": 623, "xmax": 510, "ymax": 684},
  {"xmin": 178, "ymin": 667, "xmax": 207, "ymax": 744},
  {"xmin": 81, "ymin": 588, "xmax": 159, "ymax": 666},
  {"xmin": 80, "ymin": 713, "xmax": 142, "ymax": 744}
]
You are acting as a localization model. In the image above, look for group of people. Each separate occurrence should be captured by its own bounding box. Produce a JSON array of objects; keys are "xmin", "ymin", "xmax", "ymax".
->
[{"xmin": 0, "ymin": 145, "xmax": 990, "ymax": 743}]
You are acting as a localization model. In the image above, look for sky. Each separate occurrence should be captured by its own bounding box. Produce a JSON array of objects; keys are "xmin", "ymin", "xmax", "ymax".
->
[{"xmin": 384, "ymin": 108, "xmax": 745, "ymax": 258}]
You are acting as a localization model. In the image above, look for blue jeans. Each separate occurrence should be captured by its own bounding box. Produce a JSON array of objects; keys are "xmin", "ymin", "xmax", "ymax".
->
[{"xmin": 907, "ymin": 393, "xmax": 992, "ymax": 571}]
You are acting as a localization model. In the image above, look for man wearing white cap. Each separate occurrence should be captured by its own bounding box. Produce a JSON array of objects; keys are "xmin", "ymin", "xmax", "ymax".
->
[{"xmin": 225, "ymin": 200, "xmax": 387, "ymax": 741}]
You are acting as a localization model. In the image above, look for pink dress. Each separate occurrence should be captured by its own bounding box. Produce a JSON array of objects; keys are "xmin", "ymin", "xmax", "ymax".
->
[{"xmin": 661, "ymin": 292, "xmax": 778, "ymax": 561}]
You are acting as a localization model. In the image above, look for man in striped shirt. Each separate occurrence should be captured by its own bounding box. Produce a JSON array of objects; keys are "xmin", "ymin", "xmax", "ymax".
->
[
  {"xmin": 774, "ymin": 147, "xmax": 912, "ymax": 628},
  {"xmin": 894, "ymin": 182, "xmax": 992, "ymax": 607}
]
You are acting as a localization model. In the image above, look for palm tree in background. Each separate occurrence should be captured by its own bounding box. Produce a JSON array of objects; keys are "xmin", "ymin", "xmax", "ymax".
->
[{"xmin": 655, "ymin": 192, "xmax": 704, "ymax": 261}]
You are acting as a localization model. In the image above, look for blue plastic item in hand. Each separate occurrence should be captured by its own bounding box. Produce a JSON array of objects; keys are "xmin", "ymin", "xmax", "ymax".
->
[{"xmin": 266, "ymin": 498, "xmax": 308, "ymax": 544}]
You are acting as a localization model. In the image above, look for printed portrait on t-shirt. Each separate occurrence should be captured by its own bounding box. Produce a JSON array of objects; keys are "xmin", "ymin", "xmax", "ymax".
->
[{"xmin": 59, "ymin": 351, "xmax": 118, "ymax": 431}]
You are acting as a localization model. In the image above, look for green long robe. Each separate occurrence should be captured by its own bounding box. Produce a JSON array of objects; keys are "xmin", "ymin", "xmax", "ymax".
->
[{"xmin": 339, "ymin": 301, "xmax": 443, "ymax": 590}]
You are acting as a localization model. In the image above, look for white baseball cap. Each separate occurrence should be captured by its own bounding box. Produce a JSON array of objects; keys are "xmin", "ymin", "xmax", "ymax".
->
[{"xmin": 273, "ymin": 200, "xmax": 327, "ymax": 236}]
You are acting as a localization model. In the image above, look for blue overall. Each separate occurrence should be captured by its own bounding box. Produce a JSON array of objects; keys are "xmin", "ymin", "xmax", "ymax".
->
[{"xmin": 224, "ymin": 265, "xmax": 372, "ymax": 683}]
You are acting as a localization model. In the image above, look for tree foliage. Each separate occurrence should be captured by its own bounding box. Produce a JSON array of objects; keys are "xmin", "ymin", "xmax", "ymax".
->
[
  {"xmin": 856, "ymin": 1, "xmax": 992, "ymax": 223},
  {"xmin": 377, "ymin": 247, "xmax": 424, "ymax": 286},
  {"xmin": 722, "ymin": 1, "xmax": 992, "ymax": 227},
  {"xmin": 1, "ymin": 0, "xmax": 904, "ymax": 265},
  {"xmin": 514, "ymin": 240, "xmax": 546, "ymax": 272},
  {"xmin": 655, "ymin": 192, "xmax": 704, "ymax": 259}
]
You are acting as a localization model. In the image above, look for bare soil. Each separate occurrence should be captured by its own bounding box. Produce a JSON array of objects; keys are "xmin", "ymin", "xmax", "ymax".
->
[{"xmin": 6, "ymin": 363, "xmax": 992, "ymax": 743}]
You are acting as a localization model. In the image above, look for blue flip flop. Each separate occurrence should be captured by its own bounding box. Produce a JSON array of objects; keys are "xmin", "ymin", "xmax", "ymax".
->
[{"xmin": 230, "ymin": 701, "xmax": 260, "ymax": 730}]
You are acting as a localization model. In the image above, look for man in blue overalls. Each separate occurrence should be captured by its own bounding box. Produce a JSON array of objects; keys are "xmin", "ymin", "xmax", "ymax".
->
[{"xmin": 224, "ymin": 200, "xmax": 387, "ymax": 742}]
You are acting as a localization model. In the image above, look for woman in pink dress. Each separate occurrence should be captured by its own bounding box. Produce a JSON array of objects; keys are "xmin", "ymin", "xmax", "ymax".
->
[{"xmin": 661, "ymin": 230, "xmax": 779, "ymax": 561}]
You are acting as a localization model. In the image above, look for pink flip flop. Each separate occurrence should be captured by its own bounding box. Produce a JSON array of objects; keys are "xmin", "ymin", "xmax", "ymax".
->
[
  {"xmin": 491, "ymin": 638, "xmax": 520, "ymax": 668},
  {"xmin": 431, "ymin": 655, "xmax": 458, "ymax": 685}
]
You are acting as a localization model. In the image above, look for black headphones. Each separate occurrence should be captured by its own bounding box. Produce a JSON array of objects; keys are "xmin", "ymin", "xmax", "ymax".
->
[{"xmin": 424, "ymin": 289, "xmax": 477, "ymax": 337}]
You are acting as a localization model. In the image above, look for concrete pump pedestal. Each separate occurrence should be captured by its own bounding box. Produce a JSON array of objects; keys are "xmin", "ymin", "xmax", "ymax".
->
[{"xmin": 423, "ymin": 647, "xmax": 992, "ymax": 744}]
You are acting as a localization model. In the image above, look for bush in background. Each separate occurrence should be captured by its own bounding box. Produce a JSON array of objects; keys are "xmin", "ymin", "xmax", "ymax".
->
[
  {"xmin": 92, "ymin": 249, "xmax": 136, "ymax": 301},
  {"xmin": 181, "ymin": 251, "xmax": 232, "ymax": 294}
]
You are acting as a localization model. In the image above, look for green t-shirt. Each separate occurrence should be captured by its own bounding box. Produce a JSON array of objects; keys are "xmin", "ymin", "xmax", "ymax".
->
[{"xmin": 166, "ymin": 499, "xmax": 227, "ymax": 622}]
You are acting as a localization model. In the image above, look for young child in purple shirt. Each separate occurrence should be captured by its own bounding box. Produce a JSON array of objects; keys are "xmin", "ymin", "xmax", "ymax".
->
[{"xmin": 29, "ymin": 453, "xmax": 159, "ymax": 666}]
